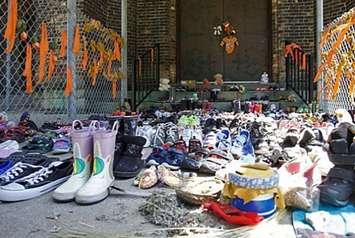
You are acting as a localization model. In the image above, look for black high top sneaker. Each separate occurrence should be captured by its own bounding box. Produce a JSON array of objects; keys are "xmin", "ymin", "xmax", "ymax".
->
[
  {"xmin": 0, "ymin": 153, "xmax": 51, "ymax": 186},
  {"xmin": 0, "ymin": 160, "xmax": 72, "ymax": 202},
  {"xmin": 113, "ymin": 136, "xmax": 146, "ymax": 179}
]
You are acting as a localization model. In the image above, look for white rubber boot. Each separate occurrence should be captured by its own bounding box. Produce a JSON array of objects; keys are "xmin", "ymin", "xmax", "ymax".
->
[
  {"xmin": 52, "ymin": 126, "xmax": 94, "ymax": 202},
  {"xmin": 75, "ymin": 123, "xmax": 118, "ymax": 204}
]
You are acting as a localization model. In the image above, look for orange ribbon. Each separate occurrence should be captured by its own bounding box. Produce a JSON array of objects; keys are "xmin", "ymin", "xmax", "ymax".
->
[
  {"xmin": 60, "ymin": 31, "xmax": 67, "ymax": 58},
  {"xmin": 91, "ymin": 59, "xmax": 99, "ymax": 86},
  {"xmin": 284, "ymin": 43, "xmax": 302, "ymax": 61},
  {"xmin": 73, "ymin": 25, "xmax": 81, "ymax": 55},
  {"xmin": 23, "ymin": 43, "xmax": 33, "ymax": 94},
  {"xmin": 64, "ymin": 66, "xmax": 73, "ymax": 96},
  {"xmin": 114, "ymin": 40, "xmax": 121, "ymax": 61},
  {"xmin": 4, "ymin": 0, "xmax": 18, "ymax": 54},
  {"xmin": 38, "ymin": 22, "xmax": 49, "ymax": 82},
  {"xmin": 81, "ymin": 47, "xmax": 89, "ymax": 70},
  {"xmin": 107, "ymin": 60, "xmax": 112, "ymax": 75},
  {"xmin": 112, "ymin": 80, "xmax": 117, "ymax": 99}
]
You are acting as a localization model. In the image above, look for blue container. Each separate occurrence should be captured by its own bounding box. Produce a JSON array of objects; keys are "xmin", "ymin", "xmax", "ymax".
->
[{"xmin": 230, "ymin": 194, "xmax": 276, "ymax": 218}]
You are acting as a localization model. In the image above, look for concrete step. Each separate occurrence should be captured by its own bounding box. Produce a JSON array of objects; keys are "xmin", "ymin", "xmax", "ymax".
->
[{"xmin": 138, "ymin": 89, "xmax": 307, "ymax": 111}]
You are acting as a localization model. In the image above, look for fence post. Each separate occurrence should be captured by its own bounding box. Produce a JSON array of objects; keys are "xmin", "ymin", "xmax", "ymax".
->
[
  {"xmin": 120, "ymin": 0, "xmax": 128, "ymax": 106},
  {"xmin": 308, "ymin": 54, "xmax": 314, "ymax": 103},
  {"xmin": 5, "ymin": 0, "xmax": 12, "ymax": 111},
  {"xmin": 156, "ymin": 44, "xmax": 160, "ymax": 89},
  {"xmin": 132, "ymin": 58, "xmax": 136, "ymax": 111},
  {"xmin": 67, "ymin": 0, "xmax": 77, "ymax": 120}
]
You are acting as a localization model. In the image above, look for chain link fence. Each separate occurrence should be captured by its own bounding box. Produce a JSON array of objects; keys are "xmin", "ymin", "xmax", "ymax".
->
[
  {"xmin": 319, "ymin": 8, "xmax": 355, "ymax": 113},
  {"xmin": 0, "ymin": 0, "xmax": 122, "ymax": 124}
]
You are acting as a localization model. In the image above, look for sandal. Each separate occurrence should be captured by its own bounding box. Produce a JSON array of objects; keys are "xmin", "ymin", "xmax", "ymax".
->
[
  {"xmin": 135, "ymin": 166, "xmax": 158, "ymax": 189},
  {"xmin": 157, "ymin": 165, "xmax": 182, "ymax": 188}
]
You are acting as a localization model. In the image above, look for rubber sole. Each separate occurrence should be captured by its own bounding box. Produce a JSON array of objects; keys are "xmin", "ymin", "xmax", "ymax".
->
[
  {"xmin": 0, "ymin": 176, "xmax": 69, "ymax": 202},
  {"xmin": 74, "ymin": 189, "xmax": 109, "ymax": 205},
  {"xmin": 52, "ymin": 191, "xmax": 75, "ymax": 202}
]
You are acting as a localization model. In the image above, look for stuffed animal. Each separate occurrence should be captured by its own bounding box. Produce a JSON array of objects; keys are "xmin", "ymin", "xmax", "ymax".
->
[
  {"xmin": 159, "ymin": 78, "xmax": 171, "ymax": 91},
  {"xmin": 214, "ymin": 74, "xmax": 224, "ymax": 87}
]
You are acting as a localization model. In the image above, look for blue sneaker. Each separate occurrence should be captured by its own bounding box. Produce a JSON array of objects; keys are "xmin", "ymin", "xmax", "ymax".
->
[
  {"xmin": 216, "ymin": 128, "xmax": 232, "ymax": 151},
  {"xmin": 231, "ymin": 129, "xmax": 255, "ymax": 163},
  {"xmin": 146, "ymin": 147, "xmax": 169, "ymax": 166}
]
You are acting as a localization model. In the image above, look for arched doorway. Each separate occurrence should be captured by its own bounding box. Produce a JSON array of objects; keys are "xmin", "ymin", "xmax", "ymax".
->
[{"xmin": 177, "ymin": 0, "xmax": 272, "ymax": 82}]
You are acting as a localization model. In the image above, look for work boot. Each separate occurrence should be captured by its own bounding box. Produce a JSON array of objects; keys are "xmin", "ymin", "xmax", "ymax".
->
[
  {"xmin": 75, "ymin": 122, "xmax": 119, "ymax": 204},
  {"xmin": 52, "ymin": 121, "xmax": 97, "ymax": 202}
]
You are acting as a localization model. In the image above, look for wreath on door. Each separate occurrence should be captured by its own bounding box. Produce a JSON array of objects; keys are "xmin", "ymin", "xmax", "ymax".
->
[{"xmin": 213, "ymin": 21, "xmax": 239, "ymax": 55}]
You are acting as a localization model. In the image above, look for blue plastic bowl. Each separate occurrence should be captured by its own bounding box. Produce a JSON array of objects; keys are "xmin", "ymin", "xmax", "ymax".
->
[{"xmin": 230, "ymin": 194, "xmax": 276, "ymax": 218}]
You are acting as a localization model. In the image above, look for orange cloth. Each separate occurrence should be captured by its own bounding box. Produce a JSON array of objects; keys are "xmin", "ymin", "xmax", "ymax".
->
[
  {"xmin": 4, "ymin": 0, "xmax": 18, "ymax": 54},
  {"xmin": 60, "ymin": 31, "xmax": 67, "ymax": 58},
  {"xmin": 23, "ymin": 43, "xmax": 33, "ymax": 94},
  {"xmin": 220, "ymin": 36, "xmax": 239, "ymax": 55},
  {"xmin": 38, "ymin": 22, "xmax": 49, "ymax": 82},
  {"xmin": 64, "ymin": 66, "xmax": 73, "ymax": 96}
]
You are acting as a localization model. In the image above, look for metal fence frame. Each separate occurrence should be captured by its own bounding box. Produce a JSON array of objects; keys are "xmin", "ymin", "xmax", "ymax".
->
[
  {"xmin": 0, "ymin": 0, "xmax": 123, "ymax": 124},
  {"xmin": 319, "ymin": 8, "xmax": 355, "ymax": 112}
]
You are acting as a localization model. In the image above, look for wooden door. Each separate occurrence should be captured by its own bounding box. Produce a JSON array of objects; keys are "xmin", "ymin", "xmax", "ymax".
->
[{"xmin": 179, "ymin": 0, "xmax": 271, "ymax": 81}]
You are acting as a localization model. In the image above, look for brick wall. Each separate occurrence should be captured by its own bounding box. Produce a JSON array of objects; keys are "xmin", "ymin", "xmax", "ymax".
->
[
  {"xmin": 80, "ymin": 0, "xmax": 353, "ymax": 84},
  {"xmin": 271, "ymin": 0, "xmax": 316, "ymax": 83},
  {"xmin": 324, "ymin": 0, "xmax": 354, "ymax": 25},
  {"xmin": 136, "ymin": 0, "xmax": 176, "ymax": 80}
]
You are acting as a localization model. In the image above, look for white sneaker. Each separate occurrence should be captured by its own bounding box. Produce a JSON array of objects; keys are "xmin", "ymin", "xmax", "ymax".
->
[
  {"xmin": 52, "ymin": 143, "xmax": 92, "ymax": 202},
  {"xmin": 136, "ymin": 124, "xmax": 155, "ymax": 147},
  {"xmin": 75, "ymin": 134, "xmax": 116, "ymax": 204}
]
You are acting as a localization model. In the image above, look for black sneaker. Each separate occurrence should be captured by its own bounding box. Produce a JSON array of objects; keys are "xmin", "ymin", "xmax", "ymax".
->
[
  {"xmin": 0, "ymin": 160, "xmax": 72, "ymax": 202},
  {"xmin": 0, "ymin": 154, "xmax": 50, "ymax": 186}
]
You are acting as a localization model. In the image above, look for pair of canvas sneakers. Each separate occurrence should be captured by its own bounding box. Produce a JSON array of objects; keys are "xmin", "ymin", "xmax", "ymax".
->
[{"xmin": 52, "ymin": 120, "xmax": 119, "ymax": 204}]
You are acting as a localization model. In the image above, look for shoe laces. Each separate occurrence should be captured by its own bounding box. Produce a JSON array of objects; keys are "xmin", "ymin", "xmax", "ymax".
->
[
  {"xmin": 22, "ymin": 167, "xmax": 53, "ymax": 185},
  {"xmin": 0, "ymin": 163, "xmax": 29, "ymax": 182},
  {"xmin": 165, "ymin": 124, "xmax": 178, "ymax": 141}
]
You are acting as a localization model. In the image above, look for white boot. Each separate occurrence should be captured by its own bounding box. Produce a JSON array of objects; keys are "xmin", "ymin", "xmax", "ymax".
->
[
  {"xmin": 75, "ymin": 125, "xmax": 117, "ymax": 204},
  {"xmin": 52, "ymin": 143, "xmax": 92, "ymax": 201}
]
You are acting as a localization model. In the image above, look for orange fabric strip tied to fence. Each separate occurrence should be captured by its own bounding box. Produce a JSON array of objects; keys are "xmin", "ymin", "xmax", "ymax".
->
[
  {"xmin": 60, "ymin": 31, "xmax": 67, "ymax": 58},
  {"xmin": 38, "ymin": 22, "xmax": 49, "ymax": 82},
  {"xmin": 114, "ymin": 40, "xmax": 121, "ymax": 61},
  {"xmin": 4, "ymin": 0, "xmax": 18, "ymax": 54},
  {"xmin": 300, "ymin": 54, "xmax": 307, "ymax": 70},
  {"xmin": 47, "ymin": 50, "xmax": 57, "ymax": 81},
  {"xmin": 91, "ymin": 59, "xmax": 99, "ymax": 86},
  {"xmin": 73, "ymin": 25, "xmax": 81, "ymax": 55},
  {"xmin": 107, "ymin": 60, "xmax": 112, "ymax": 75},
  {"xmin": 81, "ymin": 48, "xmax": 89, "ymax": 70},
  {"xmin": 112, "ymin": 80, "xmax": 117, "ymax": 99},
  {"xmin": 23, "ymin": 43, "xmax": 33, "ymax": 94},
  {"xmin": 64, "ymin": 66, "xmax": 74, "ymax": 96}
]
